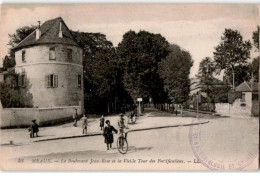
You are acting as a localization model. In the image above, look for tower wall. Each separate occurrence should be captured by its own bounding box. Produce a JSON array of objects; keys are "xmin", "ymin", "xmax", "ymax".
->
[{"xmin": 15, "ymin": 44, "xmax": 84, "ymax": 112}]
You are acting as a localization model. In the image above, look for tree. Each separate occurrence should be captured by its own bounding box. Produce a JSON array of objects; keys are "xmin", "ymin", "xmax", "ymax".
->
[
  {"xmin": 2, "ymin": 55, "xmax": 15, "ymax": 70},
  {"xmin": 249, "ymin": 57, "xmax": 259, "ymax": 82},
  {"xmin": 213, "ymin": 29, "xmax": 252, "ymax": 89},
  {"xmin": 117, "ymin": 30, "xmax": 170, "ymax": 104},
  {"xmin": 251, "ymin": 26, "xmax": 259, "ymax": 82},
  {"xmin": 8, "ymin": 25, "xmax": 37, "ymax": 48},
  {"xmin": 158, "ymin": 44, "xmax": 193, "ymax": 115},
  {"xmin": 252, "ymin": 26, "xmax": 259, "ymax": 51},
  {"xmin": 71, "ymin": 31, "xmax": 131, "ymax": 114},
  {"xmin": 8, "ymin": 25, "xmax": 37, "ymax": 57},
  {"xmin": 0, "ymin": 73, "xmax": 33, "ymax": 108},
  {"xmin": 196, "ymin": 57, "xmax": 216, "ymax": 109}
]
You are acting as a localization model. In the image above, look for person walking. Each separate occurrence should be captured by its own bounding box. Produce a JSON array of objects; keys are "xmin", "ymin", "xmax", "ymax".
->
[
  {"xmin": 103, "ymin": 120, "xmax": 117, "ymax": 150},
  {"xmin": 82, "ymin": 114, "xmax": 88, "ymax": 134},
  {"xmin": 29, "ymin": 120, "xmax": 39, "ymax": 138},
  {"xmin": 100, "ymin": 115, "xmax": 105, "ymax": 130},
  {"xmin": 72, "ymin": 109, "xmax": 78, "ymax": 127},
  {"xmin": 129, "ymin": 111, "xmax": 135, "ymax": 124}
]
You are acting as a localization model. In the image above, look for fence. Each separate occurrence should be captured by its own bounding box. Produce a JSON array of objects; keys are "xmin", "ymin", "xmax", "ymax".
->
[{"xmin": 215, "ymin": 98, "xmax": 256, "ymax": 117}]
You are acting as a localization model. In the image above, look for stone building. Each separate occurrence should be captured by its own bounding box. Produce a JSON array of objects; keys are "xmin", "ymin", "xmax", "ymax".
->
[{"xmin": 12, "ymin": 17, "xmax": 84, "ymax": 113}]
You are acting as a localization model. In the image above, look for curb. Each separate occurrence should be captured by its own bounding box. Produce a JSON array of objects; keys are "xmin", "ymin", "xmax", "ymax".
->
[{"xmin": 34, "ymin": 120, "xmax": 209, "ymax": 143}]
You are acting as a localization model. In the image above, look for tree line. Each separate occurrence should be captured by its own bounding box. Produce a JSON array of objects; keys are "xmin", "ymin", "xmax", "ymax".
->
[
  {"xmin": 1, "ymin": 25, "xmax": 193, "ymax": 112},
  {"xmin": 1, "ymin": 25, "xmax": 259, "ymax": 114}
]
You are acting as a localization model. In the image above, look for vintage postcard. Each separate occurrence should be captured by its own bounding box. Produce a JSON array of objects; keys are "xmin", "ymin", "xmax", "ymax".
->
[{"xmin": 0, "ymin": 3, "xmax": 259, "ymax": 171}]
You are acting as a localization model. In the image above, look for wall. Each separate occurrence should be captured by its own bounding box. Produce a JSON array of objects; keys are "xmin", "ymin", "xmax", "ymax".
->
[
  {"xmin": 15, "ymin": 44, "xmax": 82, "ymax": 65},
  {"xmin": 14, "ymin": 44, "xmax": 84, "ymax": 112},
  {"xmin": 215, "ymin": 92, "xmax": 256, "ymax": 117},
  {"xmin": 0, "ymin": 106, "xmax": 81, "ymax": 128}
]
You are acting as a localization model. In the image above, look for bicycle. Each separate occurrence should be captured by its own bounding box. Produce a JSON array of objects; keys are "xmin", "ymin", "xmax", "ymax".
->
[{"xmin": 117, "ymin": 130, "xmax": 128, "ymax": 154}]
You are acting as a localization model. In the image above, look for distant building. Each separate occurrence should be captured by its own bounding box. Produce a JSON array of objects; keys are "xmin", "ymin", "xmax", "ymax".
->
[
  {"xmin": 234, "ymin": 81, "xmax": 259, "ymax": 116},
  {"xmin": 189, "ymin": 77, "xmax": 231, "ymax": 111},
  {"xmin": 11, "ymin": 17, "xmax": 84, "ymax": 112}
]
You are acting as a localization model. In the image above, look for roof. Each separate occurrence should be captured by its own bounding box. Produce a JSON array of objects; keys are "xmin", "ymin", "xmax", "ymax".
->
[
  {"xmin": 12, "ymin": 17, "xmax": 79, "ymax": 51},
  {"xmin": 235, "ymin": 82, "xmax": 259, "ymax": 92}
]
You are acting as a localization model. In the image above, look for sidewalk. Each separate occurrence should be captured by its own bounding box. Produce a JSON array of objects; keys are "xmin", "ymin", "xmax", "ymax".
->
[{"xmin": 0, "ymin": 108, "xmax": 210, "ymax": 145}]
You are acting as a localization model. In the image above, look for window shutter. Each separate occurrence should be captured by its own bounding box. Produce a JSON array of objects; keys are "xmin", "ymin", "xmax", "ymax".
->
[
  {"xmin": 54, "ymin": 75, "xmax": 58, "ymax": 88},
  {"xmin": 46, "ymin": 75, "xmax": 51, "ymax": 87},
  {"xmin": 18, "ymin": 75, "xmax": 22, "ymax": 87}
]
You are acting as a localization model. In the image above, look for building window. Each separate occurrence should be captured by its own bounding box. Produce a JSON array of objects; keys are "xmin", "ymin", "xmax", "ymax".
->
[
  {"xmin": 46, "ymin": 74, "xmax": 58, "ymax": 88},
  {"xmin": 67, "ymin": 48, "xmax": 72, "ymax": 61},
  {"xmin": 78, "ymin": 75, "xmax": 82, "ymax": 88},
  {"xmin": 241, "ymin": 93, "xmax": 245, "ymax": 102},
  {"xmin": 49, "ymin": 47, "xmax": 56, "ymax": 60},
  {"xmin": 18, "ymin": 74, "xmax": 26, "ymax": 87},
  {"xmin": 22, "ymin": 50, "xmax": 26, "ymax": 62}
]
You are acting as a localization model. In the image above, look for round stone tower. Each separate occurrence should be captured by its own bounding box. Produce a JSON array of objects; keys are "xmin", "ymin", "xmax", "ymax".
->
[{"xmin": 13, "ymin": 17, "xmax": 84, "ymax": 113}]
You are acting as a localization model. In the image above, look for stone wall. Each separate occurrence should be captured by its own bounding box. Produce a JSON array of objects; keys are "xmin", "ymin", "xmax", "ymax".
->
[
  {"xmin": 0, "ymin": 106, "xmax": 81, "ymax": 128},
  {"xmin": 15, "ymin": 44, "xmax": 82, "ymax": 65},
  {"xmin": 215, "ymin": 92, "xmax": 258, "ymax": 117}
]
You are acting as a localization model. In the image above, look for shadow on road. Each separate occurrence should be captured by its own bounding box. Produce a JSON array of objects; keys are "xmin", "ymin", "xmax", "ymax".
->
[{"xmin": 12, "ymin": 146, "xmax": 154, "ymax": 160}]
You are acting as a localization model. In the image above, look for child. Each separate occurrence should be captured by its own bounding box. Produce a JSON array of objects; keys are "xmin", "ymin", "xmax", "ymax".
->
[
  {"xmin": 103, "ymin": 120, "xmax": 117, "ymax": 150},
  {"xmin": 82, "ymin": 114, "xmax": 88, "ymax": 134},
  {"xmin": 100, "ymin": 115, "xmax": 105, "ymax": 130}
]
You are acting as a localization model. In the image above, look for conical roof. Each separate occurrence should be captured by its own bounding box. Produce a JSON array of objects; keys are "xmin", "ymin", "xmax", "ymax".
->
[{"xmin": 13, "ymin": 17, "xmax": 79, "ymax": 51}]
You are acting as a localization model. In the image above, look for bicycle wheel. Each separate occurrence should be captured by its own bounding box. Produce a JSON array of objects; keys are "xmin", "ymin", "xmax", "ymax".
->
[{"xmin": 117, "ymin": 136, "xmax": 128, "ymax": 154}]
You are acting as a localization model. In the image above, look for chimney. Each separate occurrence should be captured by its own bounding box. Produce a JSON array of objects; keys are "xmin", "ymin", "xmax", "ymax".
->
[
  {"xmin": 59, "ymin": 21, "xmax": 63, "ymax": 38},
  {"xmin": 36, "ymin": 21, "xmax": 41, "ymax": 40}
]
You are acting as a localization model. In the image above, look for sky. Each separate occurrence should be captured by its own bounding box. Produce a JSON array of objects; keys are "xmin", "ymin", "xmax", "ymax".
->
[{"xmin": 0, "ymin": 4, "xmax": 259, "ymax": 78}]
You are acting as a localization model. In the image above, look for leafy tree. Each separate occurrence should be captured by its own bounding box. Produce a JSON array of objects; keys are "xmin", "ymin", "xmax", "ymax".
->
[
  {"xmin": 2, "ymin": 55, "xmax": 16, "ymax": 70},
  {"xmin": 0, "ymin": 83, "xmax": 21, "ymax": 108},
  {"xmin": 225, "ymin": 64, "xmax": 251, "ymax": 85},
  {"xmin": 212, "ymin": 85, "xmax": 231, "ymax": 103},
  {"xmin": 71, "ymin": 31, "xmax": 131, "ymax": 114},
  {"xmin": 117, "ymin": 30, "xmax": 169, "ymax": 104},
  {"xmin": 8, "ymin": 25, "xmax": 37, "ymax": 57},
  {"xmin": 0, "ymin": 73, "xmax": 33, "ymax": 108},
  {"xmin": 252, "ymin": 26, "xmax": 259, "ymax": 51},
  {"xmin": 196, "ymin": 57, "xmax": 216, "ymax": 108},
  {"xmin": 158, "ymin": 44, "xmax": 193, "ymax": 114},
  {"xmin": 251, "ymin": 26, "xmax": 259, "ymax": 81},
  {"xmin": 249, "ymin": 57, "xmax": 259, "ymax": 82},
  {"xmin": 213, "ymin": 29, "xmax": 252, "ymax": 88},
  {"xmin": 8, "ymin": 25, "xmax": 37, "ymax": 48}
]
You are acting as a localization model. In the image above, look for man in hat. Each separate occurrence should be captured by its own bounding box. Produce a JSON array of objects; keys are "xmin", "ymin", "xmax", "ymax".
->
[
  {"xmin": 72, "ymin": 109, "xmax": 78, "ymax": 127},
  {"xmin": 103, "ymin": 120, "xmax": 118, "ymax": 150},
  {"xmin": 30, "ymin": 120, "xmax": 39, "ymax": 138}
]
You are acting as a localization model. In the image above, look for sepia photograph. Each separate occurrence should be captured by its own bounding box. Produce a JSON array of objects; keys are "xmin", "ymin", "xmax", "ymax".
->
[{"xmin": 0, "ymin": 3, "xmax": 259, "ymax": 171}]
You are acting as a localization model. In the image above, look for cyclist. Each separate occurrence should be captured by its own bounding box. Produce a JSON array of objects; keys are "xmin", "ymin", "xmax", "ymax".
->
[{"xmin": 118, "ymin": 113, "xmax": 128, "ymax": 141}]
